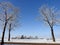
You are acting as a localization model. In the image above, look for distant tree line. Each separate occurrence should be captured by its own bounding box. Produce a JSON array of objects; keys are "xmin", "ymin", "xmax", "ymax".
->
[{"xmin": 11, "ymin": 35, "xmax": 39, "ymax": 39}]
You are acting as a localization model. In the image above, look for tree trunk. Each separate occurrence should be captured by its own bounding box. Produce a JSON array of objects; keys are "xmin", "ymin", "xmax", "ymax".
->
[
  {"xmin": 51, "ymin": 27, "xmax": 55, "ymax": 42},
  {"xmin": 8, "ymin": 28, "xmax": 11, "ymax": 41},
  {"xmin": 1, "ymin": 21, "xmax": 7, "ymax": 45},
  {"xmin": 8, "ymin": 23, "xmax": 11, "ymax": 41}
]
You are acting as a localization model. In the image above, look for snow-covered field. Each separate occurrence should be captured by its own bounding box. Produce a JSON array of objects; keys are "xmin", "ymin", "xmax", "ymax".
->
[{"xmin": 0, "ymin": 38, "xmax": 60, "ymax": 44}]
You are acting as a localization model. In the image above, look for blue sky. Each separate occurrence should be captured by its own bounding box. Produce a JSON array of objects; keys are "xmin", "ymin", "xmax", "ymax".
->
[{"xmin": 0, "ymin": 0, "xmax": 60, "ymax": 38}]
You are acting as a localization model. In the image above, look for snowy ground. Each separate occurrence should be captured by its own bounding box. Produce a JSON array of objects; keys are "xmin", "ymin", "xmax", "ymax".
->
[
  {"xmin": 0, "ymin": 39, "xmax": 60, "ymax": 43},
  {"xmin": 0, "ymin": 39, "xmax": 60, "ymax": 44}
]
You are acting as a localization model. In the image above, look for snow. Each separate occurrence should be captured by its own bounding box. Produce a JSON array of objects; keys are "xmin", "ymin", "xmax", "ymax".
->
[{"xmin": 0, "ymin": 39, "xmax": 59, "ymax": 44}]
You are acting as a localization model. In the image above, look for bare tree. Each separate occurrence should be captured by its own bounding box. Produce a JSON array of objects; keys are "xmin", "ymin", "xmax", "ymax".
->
[
  {"xmin": 0, "ymin": 2, "xmax": 19, "ymax": 45},
  {"xmin": 39, "ymin": 5, "xmax": 60, "ymax": 42},
  {"xmin": 7, "ymin": 9, "xmax": 20, "ymax": 41}
]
